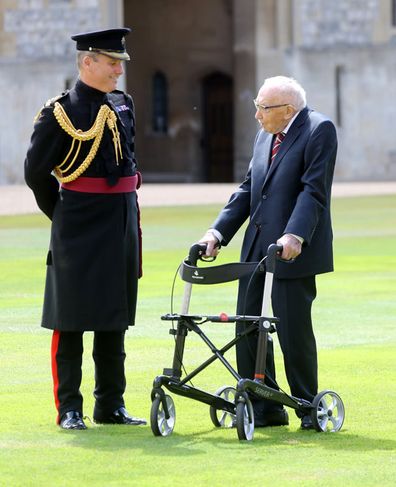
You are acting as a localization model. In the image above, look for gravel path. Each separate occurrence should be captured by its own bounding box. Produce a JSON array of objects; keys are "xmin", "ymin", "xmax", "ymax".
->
[{"xmin": 1, "ymin": 181, "xmax": 396, "ymax": 216}]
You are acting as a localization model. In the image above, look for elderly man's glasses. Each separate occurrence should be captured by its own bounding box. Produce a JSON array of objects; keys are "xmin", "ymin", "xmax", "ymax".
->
[{"xmin": 253, "ymin": 99, "xmax": 289, "ymax": 112}]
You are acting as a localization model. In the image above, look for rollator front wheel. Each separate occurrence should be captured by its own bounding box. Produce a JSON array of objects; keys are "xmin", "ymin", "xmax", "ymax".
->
[
  {"xmin": 311, "ymin": 390, "xmax": 345, "ymax": 432},
  {"xmin": 150, "ymin": 394, "xmax": 176, "ymax": 436},
  {"xmin": 209, "ymin": 386, "xmax": 237, "ymax": 428},
  {"xmin": 236, "ymin": 398, "xmax": 254, "ymax": 441}
]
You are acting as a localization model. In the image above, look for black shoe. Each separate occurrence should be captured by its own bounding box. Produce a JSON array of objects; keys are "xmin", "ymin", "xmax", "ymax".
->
[
  {"xmin": 301, "ymin": 415, "xmax": 314, "ymax": 430},
  {"xmin": 255, "ymin": 408, "xmax": 289, "ymax": 427},
  {"xmin": 94, "ymin": 407, "xmax": 147, "ymax": 425},
  {"xmin": 60, "ymin": 411, "xmax": 87, "ymax": 430}
]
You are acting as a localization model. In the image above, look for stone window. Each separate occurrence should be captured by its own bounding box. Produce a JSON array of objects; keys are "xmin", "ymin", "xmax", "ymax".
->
[
  {"xmin": 335, "ymin": 65, "xmax": 344, "ymax": 127},
  {"xmin": 152, "ymin": 71, "xmax": 168, "ymax": 134},
  {"xmin": 393, "ymin": 0, "xmax": 396, "ymax": 26}
]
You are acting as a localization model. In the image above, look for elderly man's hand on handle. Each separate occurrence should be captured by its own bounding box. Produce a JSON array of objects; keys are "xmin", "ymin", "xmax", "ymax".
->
[
  {"xmin": 199, "ymin": 230, "xmax": 220, "ymax": 257},
  {"xmin": 277, "ymin": 234, "xmax": 302, "ymax": 260}
]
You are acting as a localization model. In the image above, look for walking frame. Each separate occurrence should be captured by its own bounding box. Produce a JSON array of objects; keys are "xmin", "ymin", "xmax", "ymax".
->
[{"xmin": 150, "ymin": 243, "xmax": 345, "ymax": 441}]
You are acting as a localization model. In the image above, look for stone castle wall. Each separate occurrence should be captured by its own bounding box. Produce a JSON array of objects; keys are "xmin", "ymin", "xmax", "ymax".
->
[{"xmin": 1, "ymin": 0, "xmax": 396, "ymax": 184}]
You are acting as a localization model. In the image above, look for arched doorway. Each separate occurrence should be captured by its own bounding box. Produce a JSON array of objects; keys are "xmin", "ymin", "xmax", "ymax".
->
[{"xmin": 202, "ymin": 72, "xmax": 234, "ymax": 182}]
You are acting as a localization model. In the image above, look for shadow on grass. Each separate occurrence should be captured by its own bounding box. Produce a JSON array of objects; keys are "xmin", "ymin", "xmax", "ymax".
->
[
  {"xmin": 62, "ymin": 424, "xmax": 396, "ymax": 454},
  {"xmin": 189, "ymin": 426, "xmax": 396, "ymax": 451}
]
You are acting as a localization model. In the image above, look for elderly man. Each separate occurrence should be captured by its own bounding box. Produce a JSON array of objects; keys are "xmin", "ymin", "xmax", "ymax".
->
[
  {"xmin": 200, "ymin": 76, "xmax": 337, "ymax": 430},
  {"xmin": 24, "ymin": 28, "xmax": 146, "ymax": 430}
]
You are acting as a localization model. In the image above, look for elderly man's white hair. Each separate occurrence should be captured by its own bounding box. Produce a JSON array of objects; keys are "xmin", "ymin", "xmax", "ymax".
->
[{"xmin": 262, "ymin": 76, "xmax": 307, "ymax": 111}]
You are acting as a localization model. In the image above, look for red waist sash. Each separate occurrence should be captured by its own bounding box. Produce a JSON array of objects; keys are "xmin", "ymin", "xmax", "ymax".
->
[{"xmin": 61, "ymin": 174, "xmax": 141, "ymax": 193}]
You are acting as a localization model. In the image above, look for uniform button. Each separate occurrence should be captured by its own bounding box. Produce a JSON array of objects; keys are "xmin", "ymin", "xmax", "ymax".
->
[
  {"xmin": 255, "ymin": 222, "xmax": 261, "ymax": 229},
  {"xmin": 262, "ymin": 194, "xmax": 267, "ymax": 200}
]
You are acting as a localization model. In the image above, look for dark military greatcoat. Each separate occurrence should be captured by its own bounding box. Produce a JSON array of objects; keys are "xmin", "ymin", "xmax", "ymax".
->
[{"xmin": 25, "ymin": 79, "xmax": 140, "ymax": 332}]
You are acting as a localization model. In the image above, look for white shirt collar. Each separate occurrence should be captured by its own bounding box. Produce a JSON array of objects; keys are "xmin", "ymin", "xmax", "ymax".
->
[{"xmin": 282, "ymin": 109, "xmax": 301, "ymax": 134}]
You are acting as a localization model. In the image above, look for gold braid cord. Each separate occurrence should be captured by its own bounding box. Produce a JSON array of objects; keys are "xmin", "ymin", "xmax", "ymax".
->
[{"xmin": 53, "ymin": 102, "xmax": 123, "ymax": 183}]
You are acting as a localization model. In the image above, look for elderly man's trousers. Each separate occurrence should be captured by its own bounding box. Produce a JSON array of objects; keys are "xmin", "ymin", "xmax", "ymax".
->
[{"xmin": 236, "ymin": 258, "xmax": 318, "ymax": 413}]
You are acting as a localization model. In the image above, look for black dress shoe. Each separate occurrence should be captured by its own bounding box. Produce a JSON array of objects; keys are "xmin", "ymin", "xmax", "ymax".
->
[
  {"xmin": 301, "ymin": 415, "xmax": 314, "ymax": 430},
  {"xmin": 94, "ymin": 407, "xmax": 147, "ymax": 425},
  {"xmin": 255, "ymin": 408, "xmax": 289, "ymax": 427},
  {"xmin": 60, "ymin": 411, "xmax": 87, "ymax": 430}
]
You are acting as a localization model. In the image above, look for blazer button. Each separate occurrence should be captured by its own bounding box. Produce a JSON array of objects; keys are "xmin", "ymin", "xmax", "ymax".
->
[
  {"xmin": 255, "ymin": 222, "xmax": 261, "ymax": 229},
  {"xmin": 262, "ymin": 194, "xmax": 267, "ymax": 200}
]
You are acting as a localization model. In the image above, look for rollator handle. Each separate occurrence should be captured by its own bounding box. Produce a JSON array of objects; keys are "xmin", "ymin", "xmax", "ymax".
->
[
  {"xmin": 266, "ymin": 243, "xmax": 283, "ymax": 273},
  {"xmin": 187, "ymin": 243, "xmax": 208, "ymax": 266},
  {"xmin": 187, "ymin": 243, "xmax": 219, "ymax": 266}
]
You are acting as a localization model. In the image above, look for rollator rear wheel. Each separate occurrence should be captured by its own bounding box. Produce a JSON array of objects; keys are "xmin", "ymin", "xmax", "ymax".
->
[
  {"xmin": 150, "ymin": 394, "xmax": 176, "ymax": 436},
  {"xmin": 236, "ymin": 398, "xmax": 254, "ymax": 441},
  {"xmin": 209, "ymin": 386, "xmax": 237, "ymax": 428},
  {"xmin": 311, "ymin": 390, "xmax": 345, "ymax": 432}
]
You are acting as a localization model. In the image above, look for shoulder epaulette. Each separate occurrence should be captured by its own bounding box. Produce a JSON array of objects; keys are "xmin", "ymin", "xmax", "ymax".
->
[
  {"xmin": 34, "ymin": 90, "xmax": 70, "ymax": 122},
  {"xmin": 44, "ymin": 91, "xmax": 69, "ymax": 107}
]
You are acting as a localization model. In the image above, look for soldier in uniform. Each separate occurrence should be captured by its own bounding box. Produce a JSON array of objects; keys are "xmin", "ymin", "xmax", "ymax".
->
[{"xmin": 24, "ymin": 28, "xmax": 146, "ymax": 430}]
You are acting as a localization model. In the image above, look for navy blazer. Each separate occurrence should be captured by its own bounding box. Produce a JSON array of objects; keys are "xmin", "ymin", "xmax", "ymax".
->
[{"xmin": 212, "ymin": 107, "xmax": 337, "ymax": 279}]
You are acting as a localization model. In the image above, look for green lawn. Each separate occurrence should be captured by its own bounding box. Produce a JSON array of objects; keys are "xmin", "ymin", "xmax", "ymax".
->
[{"xmin": 0, "ymin": 195, "xmax": 395, "ymax": 486}]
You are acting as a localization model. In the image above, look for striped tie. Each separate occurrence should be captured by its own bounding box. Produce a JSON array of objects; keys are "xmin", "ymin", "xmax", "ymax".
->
[{"xmin": 271, "ymin": 132, "xmax": 285, "ymax": 164}]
